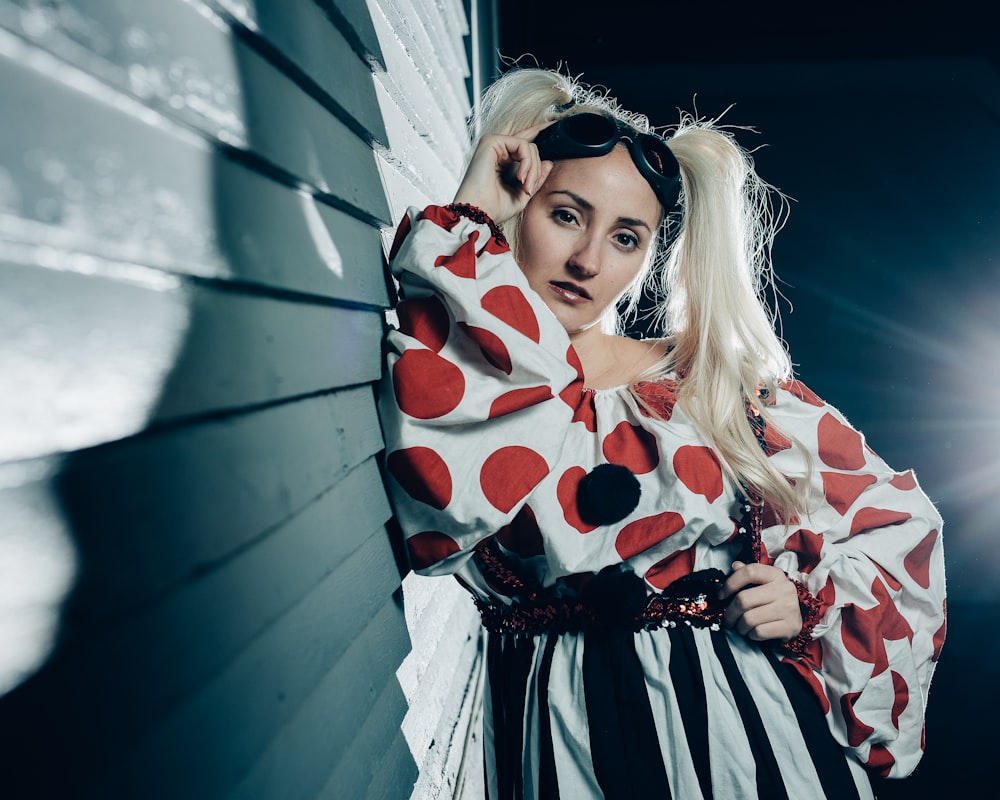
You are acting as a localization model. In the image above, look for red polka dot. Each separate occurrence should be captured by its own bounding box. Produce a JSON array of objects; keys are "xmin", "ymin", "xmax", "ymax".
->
[
  {"xmin": 388, "ymin": 212, "xmax": 412, "ymax": 261},
  {"xmin": 890, "ymin": 670, "xmax": 908, "ymax": 729},
  {"xmin": 457, "ymin": 321, "xmax": 512, "ymax": 373},
  {"xmin": 407, "ymin": 531, "xmax": 460, "ymax": 570},
  {"xmin": 821, "ymin": 471, "xmax": 878, "ymax": 515},
  {"xmin": 387, "ymin": 447, "xmax": 452, "ymax": 509},
  {"xmin": 482, "ymin": 234, "xmax": 509, "ymax": 255},
  {"xmin": 560, "ymin": 383, "xmax": 597, "ymax": 431},
  {"xmin": 841, "ymin": 692, "xmax": 875, "ymax": 747},
  {"xmin": 761, "ymin": 500, "xmax": 798, "ymax": 530},
  {"xmin": 482, "ymin": 286, "xmax": 540, "ymax": 342},
  {"xmin": 616, "ymin": 512, "xmax": 686, "ymax": 560},
  {"xmin": 496, "ymin": 505, "xmax": 545, "ymax": 557},
  {"xmin": 633, "ymin": 380, "xmax": 676, "ymax": 420},
  {"xmin": 817, "ymin": 413, "xmax": 866, "ymax": 470},
  {"xmin": 781, "ymin": 379, "xmax": 824, "ymax": 406},
  {"xmin": 434, "ymin": 230, "xmax": 478, "ymax": 278},
  {"xmin": 780, "ymin": 657, "xmax": 830, "ymax": 714},
  {"xmin": 644, "ymin": 547, "xmax": 695, "ymax": 590},
  {"xmin": 398, "ymin": 295, "xmax": 450, "ymax": 352},
  {"xmin": 393, "ymin": 349, "xmax": 465, "ymax": 419},
  {"xmin": 761, "ymin": 422, "xmax": 792, "ymax": 456},
  {"xmin": 873, "ymin": 561, "xmax": 903, "ymax": 591},
  {"xmin": 673, "ymin": 446, "xmax": 724, "ymax": 502},
  {"xmin": 889, "ymin": 470, "xmax": 917, "ymax": 491},
  {"xmin": 557, "ymin": 467, "xmax": 596, "ymax": 533},
  {"xmin": 603, "ymin": 421, "xmax": 660, "ymax": 475},
  {"xmin": 866, "ymin": 745, "xmax": 895, "ymax": 777},
  {"xmin": 932, "ymin": 604, "xmax": 946, "ymax": 661},
  {"xmin": 489, "ymin": 385, "xmax": 553, "ymax": 419},
  {"xmin": 849, "ymin": 507, "xmax": 913, "ymax": 536},
  {"xmin": 480, "ymin": 446, "xmax": 548, "ymax": 513},
  {"xmin": 421, "ymin": 205, "xmax": 464, "ymax": 232},
  {"xmin": 784, "ymin": 528, "xmax": 824, "ymax": 574},
  {"xmin": 903, "ymin": 529, "xmax": 938, "ymax": 589},
  {"xmin": 840, "ymin": 603, "xmax": 888, "ymax": 677}
]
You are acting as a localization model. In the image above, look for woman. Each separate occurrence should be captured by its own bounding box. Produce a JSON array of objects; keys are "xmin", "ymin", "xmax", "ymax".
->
[{"xmin": 378, "ymin": 67, "xmax": 945, "ymax": 799}]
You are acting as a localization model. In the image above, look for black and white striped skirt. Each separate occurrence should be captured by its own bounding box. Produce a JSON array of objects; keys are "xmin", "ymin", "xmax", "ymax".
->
[{"xmin": 483, "ymin": 624, "xmax": 873, "ymax": 800}]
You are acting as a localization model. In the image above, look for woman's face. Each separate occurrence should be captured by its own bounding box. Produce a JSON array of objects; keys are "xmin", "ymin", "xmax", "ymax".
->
[{"xmin": 517, "ymin": 145, "xmax": 661, "ymax": 338}]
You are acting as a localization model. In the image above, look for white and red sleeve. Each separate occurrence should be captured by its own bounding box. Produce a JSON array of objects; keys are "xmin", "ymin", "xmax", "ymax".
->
[{"xmin": 761, "ymin": 380, "xmax": 946, "ymax": 778}]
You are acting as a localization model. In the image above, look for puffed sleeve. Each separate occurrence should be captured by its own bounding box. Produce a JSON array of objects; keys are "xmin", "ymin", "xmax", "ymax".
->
[
  {"xmin": 759, "ymin": 380, "xmax": 946, "ymax": 779},
  {"xmin": 378, "ymin": 205, "xmax": 587, "ymax": 575}
]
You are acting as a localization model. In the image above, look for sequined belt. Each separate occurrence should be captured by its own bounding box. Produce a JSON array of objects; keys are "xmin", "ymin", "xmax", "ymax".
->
[{"xmin": 472, "ymin": 538, "xmax": 730, "ymax": 637}]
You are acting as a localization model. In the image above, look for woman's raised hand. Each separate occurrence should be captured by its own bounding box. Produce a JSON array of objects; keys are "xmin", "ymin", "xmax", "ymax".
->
[
  {"xmin": 719, "ymin": 561, "xmax": 804, "ymax": 643},
  {"xmin": 452, "ymin": 122, "xmax": 554, "ymax": 226}
]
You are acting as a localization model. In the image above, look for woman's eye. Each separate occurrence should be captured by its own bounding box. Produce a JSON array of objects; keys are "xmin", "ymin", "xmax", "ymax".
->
[
  {"xmin": 615, "ymin": 232, "xmax": 639, "ymax": 249},
  {"xmin": 553, "ymin": 209, "xmax": 578, "ymax": 225}
]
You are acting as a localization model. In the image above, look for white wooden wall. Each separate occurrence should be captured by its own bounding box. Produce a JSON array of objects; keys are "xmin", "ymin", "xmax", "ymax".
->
[{"xmin": 0, "ymin": 1, "xmax": 491, "ymax": 797}]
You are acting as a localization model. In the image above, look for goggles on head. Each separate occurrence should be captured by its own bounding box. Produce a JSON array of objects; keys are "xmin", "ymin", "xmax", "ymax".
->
[{"xmin": 532, "ymin": 112, "xmax": 682, "ymax": 209}]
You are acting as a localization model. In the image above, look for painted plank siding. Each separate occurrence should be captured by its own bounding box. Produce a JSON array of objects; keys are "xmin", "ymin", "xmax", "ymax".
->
[{"xmin": 1, "ymin": 1, "xmax": 490, "ymax": 799}]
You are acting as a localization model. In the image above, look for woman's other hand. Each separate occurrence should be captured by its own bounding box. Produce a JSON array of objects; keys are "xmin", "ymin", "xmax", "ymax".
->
[
  {"xmin": 719, "ymin": 561, "xmax": 803, "ymax": 643},
  {"xmin": 453, "ymin": 123, "xmax": 554, "ymax": 226}
]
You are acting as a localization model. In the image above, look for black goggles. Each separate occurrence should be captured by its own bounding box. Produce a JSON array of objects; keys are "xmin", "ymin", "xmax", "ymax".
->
[{"xmin": 533, "ymin": 112, "xmax": 681, "ymax": 209}]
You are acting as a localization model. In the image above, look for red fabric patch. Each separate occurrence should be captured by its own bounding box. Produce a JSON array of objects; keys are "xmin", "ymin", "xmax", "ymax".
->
[
  {"xmin": 890, "ymin": 670, "xmax": 908, "ymax": 729},
  {"xmin": 644, "ymin": 547, "xmax": 696, "ymax": 590},
  {"xmin": 481, "ymin": 234, "xmax": 510, "ymax": 255},
  {"xmin": 489, "ymin": 385, "xmax": 553, "ymax": 418},
  {"xmin": 398, "ymin": 295, "xmax": 450, "ymax": 352},
  {"xmin": 482, "ymin": 285, "xmax": 541, "ymax": 342},
  {"xmin": 616, "ymin": 511, "xmax": 686, "ymax": 560},
  {"xmin": 387, "ymin": 446, "xmax": 452, "ymax": 509},
  {"xmin": 841, "ymin": 578, "xmax": 914, "ymax": 677},
  {"xmin": 407, "ymin": 531, "xmax": 460, "ymax": 570},
  {"xmin": 561, "ymin": 384, "xmax": 597, "ymax": 431},
  {"xmin": 873, "ymin": 561, "xmax": 903, "ymax": 592},
  {"xmin": 673, "ymin": 445, "xmax": 724, "ymax": 502},
  {"xmin": 388, "ymin": 213, "xmax": 412, "ymax": 261},
  {"xmin": 903, "ymin": 529, "xmax": 938, "ymax": 589},
  {"xmin": 496, "ymin": 505, "xmax": 545, "ymax": 558},
  {"xmin": 866, "ymin": 745, "xmax": 895, "ymax": 777},
  {"xmin": 458, "ymin": 321, "xmax": 512, "ymax": 374},
  {"xmin": 841, "ymin": 691, "xmax": 876, "ymax": 747},
  {"xmin": 820, "ymin": 471, "xmax": 878, "ymax": 515},
  {"xmin": 434, "ymin": 230, "xmax": 479, "ymax": 278},
  {"xmin": 889, "ymin": 470, "xmax": 917, "ymax": 491},
  {"xmin": 392, "ymin": 349, "xmax": 465, "ymax": 419},
  {"xmin": 603, "ymin": 421, "xmax": 660, "ymax": 475},
  {"xmin": 557, "ymin": 466, "xmax": 597, "ymax": 533},
  {"xmin": 781, "ymin": 379, "xmax": 824, "ymax": 407},
  {"xmin": 421, "ymin": 204, "xmax": 463, "ymax": 232},
  {"xmin": 567, "ymin": 345, "xmax": 585, "ymax": 380},
  {"xmin": 762, "ymin": 422, "xmax": 792, "ymax": 456},
  {"xmin": 480, "ymin": 446, "xmax": 548, "ymax": 513},
  {"xmin": 633, "ymin": 380, "xmax": 677, "ymax": 420},
  {"xmin": 780, "ymin": 657, "xmax": 831, "ymax": 714},
  {"xmin": 932, "ymin": 602, "xmax": 947, "ymax": 661},
  {"xmin": 817, "ymin": 413, "xmax": 866, "ymax": 470},
  {"xmin": 849, "ymin": 506, "xmax": 913, "ymax": 537},
  {"xmin": 783, "ymin": 528, "xmax": 824, "ymax": 574}
]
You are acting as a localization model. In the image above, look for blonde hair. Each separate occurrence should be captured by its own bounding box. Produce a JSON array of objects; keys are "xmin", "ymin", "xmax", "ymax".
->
[{"xmin": 472, "ymin": 68, "xmax": 807, "ymax": 516}]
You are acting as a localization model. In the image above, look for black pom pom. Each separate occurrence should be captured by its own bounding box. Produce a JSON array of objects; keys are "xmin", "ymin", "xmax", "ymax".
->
[{"xmin": 576, "ymin": 463, "xmax": 641, "ymax": 526}]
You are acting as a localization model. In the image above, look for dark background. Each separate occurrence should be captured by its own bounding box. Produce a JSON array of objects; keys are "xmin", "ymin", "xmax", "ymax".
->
[{"xmin": 499, "ymin": 2, "xmax": 999, "ymax": 796}]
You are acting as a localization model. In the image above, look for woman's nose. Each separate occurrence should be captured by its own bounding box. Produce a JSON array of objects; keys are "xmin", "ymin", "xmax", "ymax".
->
[{"xmin": 567, "ymin": 238, "xmax": 602, "ymax": 277}]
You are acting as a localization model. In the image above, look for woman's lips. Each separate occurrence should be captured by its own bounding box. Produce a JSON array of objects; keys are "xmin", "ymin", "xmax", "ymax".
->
[{"xmin": 548, "ymin": 281, "xmax": 592, "ymax": 304}]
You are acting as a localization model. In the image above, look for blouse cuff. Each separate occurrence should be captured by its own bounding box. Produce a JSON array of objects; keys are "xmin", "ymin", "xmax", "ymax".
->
[
  {"xmin": 781, "ymin": 578, "xmax": 823, "ymax": 656},
  {"xmin": 440, "ymin": 203, "xmax": 509, "ymax": 248}
]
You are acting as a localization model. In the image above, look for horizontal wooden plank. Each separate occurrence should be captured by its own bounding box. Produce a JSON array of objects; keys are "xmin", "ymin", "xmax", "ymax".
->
[
  {"xmin": 319, "ymin": 685, "xmax": 417, "ymax": 800},
  {"xmin": 109, "ymin": 524, "xmax": 403, "ymax": 799},
  {"xmin": 0, "ymin": 21, "xmax": 390, "ymax": 238},
  {"xmin": 226, "ymin": 599, "xmax": 411, "ymax": 800},
  {"xmin": 48, "ymin": 387, "xmax": 384, "ymax": 621},
  {"xmin": 318, "ymin": 0, "xmax": 385, "ymax": 69},
  {"xmin": 210, "ymin": 0, "xmax": 387, "ymax": 146},
  {"xmin": 0, "ymin": 46, "xmax": 391, "ymax": 296},
  {"xmin": 0, "ymin": 257, "xmax": 384, "ymax": 459}
]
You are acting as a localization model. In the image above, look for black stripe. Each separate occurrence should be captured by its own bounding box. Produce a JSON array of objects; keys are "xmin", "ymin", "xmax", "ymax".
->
[
  {"xmin": 668, "ymin": 625, "xmax": 714, "ymax": 798},
  {"xmin": 536, "ymin": 635, "xmax": 561, "ymax": 798},
  {"xmin": 711, "ymin": 634, "xmax": 789, "ymax": 800},
  {"xmin": 583, "ymin": 628, "xmax": 672, "ymax": 799},
  {"xmin": 488, "ymin": 634, "xmax": 536, "ymax": 800},
  {"xmin": 767, "ymin": 652, "xmax": 863, "ymax": 800}
]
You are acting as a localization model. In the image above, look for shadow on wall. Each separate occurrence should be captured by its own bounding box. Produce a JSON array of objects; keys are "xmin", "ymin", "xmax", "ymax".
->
[{"xmin": 0, "ymin": 2, "xmax": 414, "ymax": 797}]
